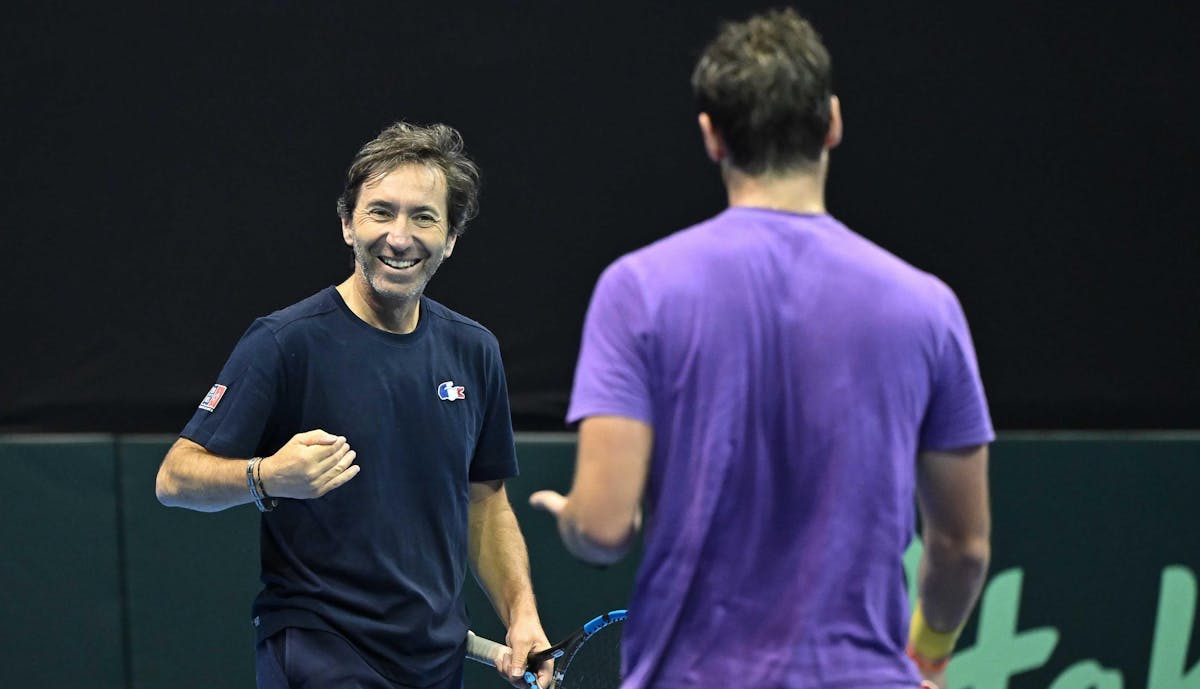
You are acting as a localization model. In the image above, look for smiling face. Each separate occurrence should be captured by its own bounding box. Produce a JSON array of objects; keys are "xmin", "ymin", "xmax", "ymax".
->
[{"xmin": 341, "ymin": 163, "xmax": 457, "ymax": 308}]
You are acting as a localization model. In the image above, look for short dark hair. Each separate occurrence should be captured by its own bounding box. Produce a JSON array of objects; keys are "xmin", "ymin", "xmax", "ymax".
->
[
  {"xmin": 336, "ymin": 122, "xmax": 481, "ymax": 236},
  {"xmin": 691, "ymin": 8, "xmax": 833, "ymax": 174}
]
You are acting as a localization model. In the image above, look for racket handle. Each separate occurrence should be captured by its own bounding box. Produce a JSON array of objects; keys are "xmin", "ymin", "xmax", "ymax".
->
[{"xmin": 466, "ymin": 630, "xmax": 510, "ymax": 668}]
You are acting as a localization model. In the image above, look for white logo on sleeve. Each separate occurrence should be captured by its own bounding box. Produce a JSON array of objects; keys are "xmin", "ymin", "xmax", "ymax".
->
[{"xmin": 437, "ymin": 381, "xmax": 466, "ymax": 401}]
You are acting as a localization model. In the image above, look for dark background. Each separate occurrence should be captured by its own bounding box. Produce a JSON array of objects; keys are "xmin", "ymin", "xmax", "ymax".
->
[{"xmin": 2, "ymin": 1, "xmax": 1196, "ymax": 433}]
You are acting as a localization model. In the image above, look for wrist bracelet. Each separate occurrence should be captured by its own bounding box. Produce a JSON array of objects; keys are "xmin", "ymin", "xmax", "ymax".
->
[
  {"xmin": 907, "ymin": 645, "xmax": 950, "ymax": 673},
  {"xmin": 256, "ymin": 457, "xmax": 277, "ymax": 511},
  {"xmin": 246, "ymin": 457, "xmax": 276, "ymax": 513},
  {"xmin": 907, "ymin": 604, "xmax": 964, "ymax": 662},
  {"xmin": 253, "ymin": 457, "xmax": 273, "ymax": 499}
]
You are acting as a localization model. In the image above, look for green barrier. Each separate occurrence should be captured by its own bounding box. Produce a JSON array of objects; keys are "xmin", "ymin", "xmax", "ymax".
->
[
  {"xmin": 935, "ymin": 435, "xmax": 1200, "ymax": 689},
  {"xmin": 0, "ymin": 434, "xmax": 1196, "ymax": 689},
  {"xmin": 118, "ymin": 437, "xmax": 259, "ymax": 689},
  {"xmin": 0, "ymin": 436, "xmax": 125, "ymax": 689}
]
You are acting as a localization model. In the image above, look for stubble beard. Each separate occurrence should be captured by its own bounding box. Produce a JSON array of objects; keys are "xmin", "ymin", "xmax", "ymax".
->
[{"xmin": 352, "ymin": 236, "xmax": 446, "ymax": 306}]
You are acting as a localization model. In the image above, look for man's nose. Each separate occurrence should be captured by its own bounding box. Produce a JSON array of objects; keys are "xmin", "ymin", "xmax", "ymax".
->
[{"xmin": 386, "ymin": 220, "xmax": 416, "ymax": 248}]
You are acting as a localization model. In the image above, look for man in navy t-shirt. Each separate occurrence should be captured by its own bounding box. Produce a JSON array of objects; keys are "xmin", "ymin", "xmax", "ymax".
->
[
  {"xmin": 531, "ymin": 10, "xmax": 992, "ymax": 689},
  {"xmin": 157, "ymin": 122, "xmax": 550, "ymax": 689}
]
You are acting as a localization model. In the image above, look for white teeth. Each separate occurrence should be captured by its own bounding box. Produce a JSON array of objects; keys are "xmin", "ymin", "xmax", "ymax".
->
[{"xmin": 380, "ymin": 257, "xmax": 419, "ymax": 269}]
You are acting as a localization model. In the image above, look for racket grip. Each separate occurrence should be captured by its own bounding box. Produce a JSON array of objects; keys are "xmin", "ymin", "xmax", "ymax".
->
[{"xmin": 466, "ymin": 630, "xmax": 510, "ymax": 668}]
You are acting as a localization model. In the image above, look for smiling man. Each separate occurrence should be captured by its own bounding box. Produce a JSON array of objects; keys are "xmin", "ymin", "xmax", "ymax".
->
[
  {"xmin": 339, "ymin": 160, "xmax": 457, "ymax": 331},
  {"xmin": 156, "ymin": 122, "xmax": 550, "ymax": 689}
]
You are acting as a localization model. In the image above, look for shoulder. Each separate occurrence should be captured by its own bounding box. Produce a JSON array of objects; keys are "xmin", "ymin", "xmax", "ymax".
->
[
  {"xmin": 421, "ymin": 297, "xmax": 501, "ymax": 349},
  {"xmin": 615, "ymin": 214, "xmax": 723, "ymax": 270},
  {"xmin": 592, "ymin": 216, "xmax": 721, "ymax": 293},
  {"xmin": 225, "ymin": 288, "xmax": 342, "ymax": 361},
  {"xmin": 256, "ymin": 287, "xmax": 342, "ymax": 337},
  {"xmin": 820, "ymin": 216, "xmax": 963, "ymax": 309}
]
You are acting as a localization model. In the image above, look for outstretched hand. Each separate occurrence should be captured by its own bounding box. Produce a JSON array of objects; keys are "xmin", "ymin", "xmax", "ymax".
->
[
  {"xmin": 259, "ymin": 429, "xmax": 360, "ymax": 499},
  {"xmin": 527, "ymin": 490, "xmax": 567, "ymax": 517}
]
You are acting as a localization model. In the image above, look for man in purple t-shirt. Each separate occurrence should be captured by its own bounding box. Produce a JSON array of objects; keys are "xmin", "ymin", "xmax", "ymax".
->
[{"xmin": 530, "ymin": 9, "xmax": 992, "ymax": 689}]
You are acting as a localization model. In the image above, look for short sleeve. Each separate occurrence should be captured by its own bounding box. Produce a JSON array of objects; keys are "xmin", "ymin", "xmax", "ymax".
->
[
  {"xmin": 918, "ymin": 287, "xmax": 995, "ymax": 451},
  {"xmin": 180, "ymin": 319, "xmax": 285, "ymax": 458},
  {"xmin": 468, "ymin": 337, "xmax": 519, "ymax": 482},
  {"xmin": 566, "ymin": 260, "xmax": 653, "ymax": 426}
]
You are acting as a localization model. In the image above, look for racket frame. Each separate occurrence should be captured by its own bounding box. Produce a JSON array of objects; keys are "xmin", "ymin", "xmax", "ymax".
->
[
  {"xmin": 465, "ymin": 609, "xmax": 628, "ymax": 689},
  {"xmin": 525, "ymin": 609, "xmax": 627, "ymax": 687}
]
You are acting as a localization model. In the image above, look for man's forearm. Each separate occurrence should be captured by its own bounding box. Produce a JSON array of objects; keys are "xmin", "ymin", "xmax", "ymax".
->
[
  {"xmin": 914, "ymin": 444, "xmax": 991, "ymax": 638},
  {"xmin": 548, "ymin": 415, "xmax": 649, "ymax": 566},
  {"xmin": 469, "ymin": 492, "xmax": 539, "ymax": 624},
  {"xmin": 917, "ymin": 529, "xmax": 991, "ymax": 632},
  {"xmin": 156, "ymin": 438, "xmax": 255, "ymax": 512},
  {"xmin": 556, "ymin": 505, "xmax": 635, "ymax": 566}
]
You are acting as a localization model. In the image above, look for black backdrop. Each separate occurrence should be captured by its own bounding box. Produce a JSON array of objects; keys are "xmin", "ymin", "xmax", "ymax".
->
[{"xmin": 2, "ymin": 1, "xmax": 1196, "ymax": 432}]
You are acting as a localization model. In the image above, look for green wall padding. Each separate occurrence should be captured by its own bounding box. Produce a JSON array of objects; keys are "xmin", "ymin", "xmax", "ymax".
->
[
  {"xmin": 0, "ymin": 437, "xmax": 125, "ymax": 688},
  {"xmin": 118, "ymin": 437, "xmax": 259, "ymax": 689},
  {"xmin": 2, "ymin": 433, "xmax": 1197, "ymax": 689}
]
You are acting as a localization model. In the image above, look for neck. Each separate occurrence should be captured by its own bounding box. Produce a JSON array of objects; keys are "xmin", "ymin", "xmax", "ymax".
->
[
  {"xmin": 336, "ymin": 275, "xmax": 421, "ymax": 334},
  {"xmin": 721, "ymin": 156, "xmax": 828, "ymax": 214}
]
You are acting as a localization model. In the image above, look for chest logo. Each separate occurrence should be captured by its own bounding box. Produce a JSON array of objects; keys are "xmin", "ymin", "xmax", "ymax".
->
[{"xmin": 437, "ymin": 380, "xmax": 466, "ymax": 401}]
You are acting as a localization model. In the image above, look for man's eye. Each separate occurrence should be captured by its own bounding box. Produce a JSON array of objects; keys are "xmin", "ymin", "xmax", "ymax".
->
[
  {"xmin": 366, "ymin": 209, "xmax": 392, "ymax": 220},
  {"xmin": 414, "ymin": 214, "xmax": 438, "ymax": 225}
]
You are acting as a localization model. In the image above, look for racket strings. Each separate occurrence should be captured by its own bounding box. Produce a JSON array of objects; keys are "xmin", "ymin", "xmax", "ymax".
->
[{"xmin": 555, "ymin": 622, "xmax": 623, "ymax": 689}]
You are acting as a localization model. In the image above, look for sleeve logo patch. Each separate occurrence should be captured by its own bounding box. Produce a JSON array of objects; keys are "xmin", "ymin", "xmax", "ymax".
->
[
  {"xmin": 199, "ymin": 384, "xmax": 228, "ymax": 412},
  {"xmin": 437, "ymin": 380, "xmax": 466, "ymax": 401}
]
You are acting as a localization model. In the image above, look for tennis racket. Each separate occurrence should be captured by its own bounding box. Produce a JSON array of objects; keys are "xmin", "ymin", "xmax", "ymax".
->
[{"xmin": 467, "ymin": 609, "xmax": 627, "ymax": 689}]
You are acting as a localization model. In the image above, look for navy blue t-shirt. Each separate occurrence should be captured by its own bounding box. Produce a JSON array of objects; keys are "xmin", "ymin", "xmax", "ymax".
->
[{"xmin": 181, "ymin": 287, "xmax": 518, "ymax": 686}]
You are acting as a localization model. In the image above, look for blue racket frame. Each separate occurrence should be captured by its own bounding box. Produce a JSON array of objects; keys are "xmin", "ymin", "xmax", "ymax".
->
[{"xmin": 524, "ymin": 609, "xmax": 627, "ymax": 688}]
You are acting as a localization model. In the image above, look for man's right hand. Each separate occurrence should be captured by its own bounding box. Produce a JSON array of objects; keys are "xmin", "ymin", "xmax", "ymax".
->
[{"xmin": 259, "ymin": 430, "xmax": 360, "ymax": 499}]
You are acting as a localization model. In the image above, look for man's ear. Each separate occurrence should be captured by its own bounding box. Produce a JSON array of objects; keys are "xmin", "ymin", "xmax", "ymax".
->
[
  {"xmin": 825, "ymin": 95, "xmax": 843, "ymax": 150},
  {"xmin": 698, "ymin": 112, "xmax": 726, "ymax": 163},
  {"xmin": 341, "ymin": 217, "xmax": 354, "ymax": 247},
  {"xmin": 443, "ymin": 232, "xmax": 457, "ymax": 259}
]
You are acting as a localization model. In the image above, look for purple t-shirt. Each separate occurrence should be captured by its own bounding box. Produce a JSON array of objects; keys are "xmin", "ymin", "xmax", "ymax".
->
[{"xmin": 568, "ymin": 208, "xmax": 993, "ymax": 689}]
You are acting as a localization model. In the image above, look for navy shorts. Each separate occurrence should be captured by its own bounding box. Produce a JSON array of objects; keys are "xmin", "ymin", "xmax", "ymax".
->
[{"xmin": 256, "ymin": 627, "xmax": 465, "ymax": 689}]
